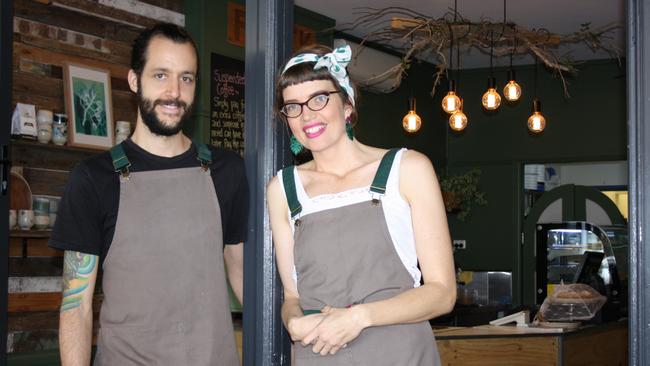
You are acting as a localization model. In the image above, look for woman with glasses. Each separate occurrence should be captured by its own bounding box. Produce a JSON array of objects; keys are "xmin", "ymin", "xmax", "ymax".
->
[{"xmin": 267, "ymin": 44, "xmax": 456, "ymax": 365}]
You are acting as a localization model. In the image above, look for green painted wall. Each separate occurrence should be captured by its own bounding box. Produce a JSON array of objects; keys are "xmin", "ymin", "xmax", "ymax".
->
[
  {"xmin": 442, "ymin": 59, "xmax": 626, "ymax": 304},
  {"xmin": 184, "ymin": 1, "xmax": 335, "ymax": 142},
  {"xmin": 355, "ymin": 60, "xmax": 447, "ymax": 168},
  {"xmin": 447, "ymin": 60, "xmax": 626, "ymax": 164}
]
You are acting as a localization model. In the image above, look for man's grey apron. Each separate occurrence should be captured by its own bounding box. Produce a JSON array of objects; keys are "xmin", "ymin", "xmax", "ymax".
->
[
  {"xmin": 282, "ymin": 149, "xmax": 441, "ymax": 366},
  {"xmin": 93, "ymin": 143, "xmax": 239, "ymax": 366}
]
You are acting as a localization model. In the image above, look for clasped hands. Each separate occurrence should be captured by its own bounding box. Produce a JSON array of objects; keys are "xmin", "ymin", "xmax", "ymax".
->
[{"xmin": 288, "ymin": 305, "xmax": 368, "ymax": 356}]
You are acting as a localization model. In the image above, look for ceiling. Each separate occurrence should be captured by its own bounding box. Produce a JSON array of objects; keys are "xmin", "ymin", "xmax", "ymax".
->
[{"xmin": 295, "ymin": 0, "xmax": 626, "ymax": 69}]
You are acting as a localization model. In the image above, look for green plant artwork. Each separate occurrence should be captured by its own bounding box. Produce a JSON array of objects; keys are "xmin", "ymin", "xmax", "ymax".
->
[
  {"xmin": 439, "ymin": 168, "xmax": 488, "ymax": 221},
  {"xmin": 72, "ymin": 77, "xmax": 107, "ymax": 137}
]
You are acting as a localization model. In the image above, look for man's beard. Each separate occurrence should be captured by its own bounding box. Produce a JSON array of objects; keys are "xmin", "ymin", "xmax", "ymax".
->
[{"xmin": 137, "ymin": 86, "xmax": 194, "ymax": 137}]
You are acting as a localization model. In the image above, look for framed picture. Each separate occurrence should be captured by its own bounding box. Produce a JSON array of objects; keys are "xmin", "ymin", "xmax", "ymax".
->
[{"xmin": 62, "ymin": 62, "xmax": 114, "ymax": 149}]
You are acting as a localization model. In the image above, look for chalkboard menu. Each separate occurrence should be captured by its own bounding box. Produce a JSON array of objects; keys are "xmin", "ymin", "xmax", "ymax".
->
[{"xmin": 210, "ymin": 53, "xmax": 245, "ymax": 156}]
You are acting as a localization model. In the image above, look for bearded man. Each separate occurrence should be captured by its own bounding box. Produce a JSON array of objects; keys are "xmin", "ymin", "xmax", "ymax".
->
[{"xmin": 50, "ymin": 23, "xmax": 247, "ymax": 366}]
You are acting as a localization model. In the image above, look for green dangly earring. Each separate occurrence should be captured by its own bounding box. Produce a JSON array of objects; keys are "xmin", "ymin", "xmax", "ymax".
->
[
  {"xmin": 290, "ymin": 135, "xmax": 304, "ymax": 155},
  {"xmin": 345, "ymin": 117, "xmax": 354, "ymax": 141}
]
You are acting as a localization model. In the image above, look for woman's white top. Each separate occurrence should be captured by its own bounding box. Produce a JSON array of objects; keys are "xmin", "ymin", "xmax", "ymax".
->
[{"xmin": 278, "ymin": 148, "xmax": 421, "ymax": 288}]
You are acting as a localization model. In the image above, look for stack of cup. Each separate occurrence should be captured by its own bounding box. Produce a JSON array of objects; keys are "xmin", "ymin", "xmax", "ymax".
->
[
  {"xmin": 115, "ymin": 121, "xmax": 131, "ymax": 145},
  {"xmin": 36, "ymin": 109, "xmax": 53, "ymax": 144},
  {"xmin": 33, "ymin": 197, "xmax": 50, "ymax": 230}
]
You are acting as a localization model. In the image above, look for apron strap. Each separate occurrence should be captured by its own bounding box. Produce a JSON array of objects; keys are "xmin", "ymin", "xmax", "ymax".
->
[
  {"xmin": 369, "ymin": 148, "xmax": 400, "ymax": 195},
  {"xmin": 110, "ymin": 142, "xmax": 132, "ymax": 179},
  {"xmin": 194, "ymin": 141, "xmax": 212, "ymax": 171},
  {"xmin": 281, "ymin": 166, "xmax": 303, "ymax": 219}
]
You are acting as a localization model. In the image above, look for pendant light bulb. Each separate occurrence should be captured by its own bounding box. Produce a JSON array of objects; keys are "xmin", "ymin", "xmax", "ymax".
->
[
  {"xmin": 481, "ymin": 77, "xmax": 501, "ymax": 110},
  {"xmin": 449, "ymin": 108, "xmax": 468, "ymax": 132},
  {"xmin": 527, "ymin": 98, "xmax": 546, "ymax": 133},
  {"xmin": 442, "ymin": 81, "xmax": 462, "ymax": 114},
  {"xmin": 503, "ymin": 70, "xmax": 522, "ymax": 102},
  {"xmin": 403, "ymin": 97, "xmax": 422, "ymax": 133}
]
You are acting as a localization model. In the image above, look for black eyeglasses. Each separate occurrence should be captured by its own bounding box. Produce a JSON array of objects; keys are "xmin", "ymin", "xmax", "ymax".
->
[{"xmin": 280, "ymin": 91, "xmax": 340, "ymax": 118}]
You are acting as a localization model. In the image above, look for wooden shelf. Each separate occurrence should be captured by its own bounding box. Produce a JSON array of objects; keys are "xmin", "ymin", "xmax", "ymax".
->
[
  {"xmin": 10, "ymin": 229, "xmax": 51, "ymax": 239},
  {"xmin": 10, "ymin": 137, "xmax": 101, "ymax": 154},
  {"xmin": 10, "ymin": 137, "xmax": 99, "ymax": 172}
]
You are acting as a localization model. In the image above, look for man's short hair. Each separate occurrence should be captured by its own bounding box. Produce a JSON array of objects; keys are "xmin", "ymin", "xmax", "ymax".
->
[{"xmin": 130, "ymin": 22, "xmax": 199, "ymax": 77}]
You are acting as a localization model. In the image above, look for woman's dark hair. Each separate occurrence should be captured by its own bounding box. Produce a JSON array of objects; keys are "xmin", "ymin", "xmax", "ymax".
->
[
  {"xmin": 274, "ymin": 44, "xmax": 358, "ymax": 125},
  {"xmin": 131, "ymin": 22, "xmax": 199, "ymax": 77}
]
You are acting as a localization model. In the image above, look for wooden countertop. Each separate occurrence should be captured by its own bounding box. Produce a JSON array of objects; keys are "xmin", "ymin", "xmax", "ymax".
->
[{"xmin": 433, "ymin": 320, "xmax": 626, "ymax": 340}]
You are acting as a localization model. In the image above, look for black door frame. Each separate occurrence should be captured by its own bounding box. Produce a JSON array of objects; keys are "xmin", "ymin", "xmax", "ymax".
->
[
  {"xmin": 627, "ymin": 0, "xmax": 650, "ymax": 363},
  {"xmin": 242, "ymin": 0, "xmax": 293, "ymax": 365},
  {"xmin": 1, "ymin": 1, "xmax": 13, "ymax": 364}
]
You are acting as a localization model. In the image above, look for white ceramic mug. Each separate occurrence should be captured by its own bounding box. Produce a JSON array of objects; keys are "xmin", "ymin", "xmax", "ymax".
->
[
  {"xmin": 9, "ymin": 209, "xmax": 16, "ymax": 229},
  {"xmin": 37, "ymin": 109, "xmax": 53, "ymax": 125},
  {"xmin": 115, "ymin": 121, "xmax": 131, "ymax": 145},
  {"xmin": 37, "ymin": 124, "xmax": 52, "ymax": 144},
  {"xmin": 115, "ymin": 121, "xmax": 131, "ymax": 134},
  {"xmin": 18, "ymin": 209, "xmax": 34, "ymax": 230}
]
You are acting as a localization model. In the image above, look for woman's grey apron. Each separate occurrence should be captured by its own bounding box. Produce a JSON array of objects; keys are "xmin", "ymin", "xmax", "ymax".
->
[
  {"xmin": 282, "ymin": 149, "xmax": 440, "ymax": 366},
  {"xmin": 94, "ymin": 143, "xmax": 239, "ymax": 366}
]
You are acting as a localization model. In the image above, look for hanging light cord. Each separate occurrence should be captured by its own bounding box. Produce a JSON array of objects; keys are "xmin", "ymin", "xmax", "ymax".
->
[
  {"xmin": 505, "ymin": 0, "xmax": 514, "ymax": 69},
  {"xmin": 453, "ymin": 0, "xmax": 458, "ymax": 84},
  {"xmin": 510, "ymin": 27, "xmax": 516, "ymax": 68},
  {"xmin": 456, "ymin": 24, "xmax": 461, "ymax": 88},
  {"xmin": 534, "ymin": 55, "xmax": 538, "ymax": 98},
  {"xmin": 489, "ymin": 30, "xmax": 494, "ymax": 77},
  {"xmin": 448, "ymin": 23, "xmax": 453, "ymax": 79}
]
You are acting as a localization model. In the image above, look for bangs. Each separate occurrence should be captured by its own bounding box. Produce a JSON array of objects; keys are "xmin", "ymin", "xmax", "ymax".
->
[{"xmin": 277, "ymin": 62, "xmax": 334, "ymax": 92}]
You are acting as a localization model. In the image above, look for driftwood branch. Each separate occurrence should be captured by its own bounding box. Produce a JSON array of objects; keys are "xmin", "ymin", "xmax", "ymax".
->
[{"xmin": 340, "ymin": 7, "xmax": 622, "ymax": 97}]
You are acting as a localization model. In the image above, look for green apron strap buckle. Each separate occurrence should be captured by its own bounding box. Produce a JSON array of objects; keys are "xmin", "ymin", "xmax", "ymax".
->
[
  {"xmin": 195, "ymin": 141, "xmax": 212, "ymax": 171},
  {"xmin": 370, "ymin": 148, "xmax": 400, "ymax": 196},
  {"xmin": 109, "ymin": 143, "xmax": 132, "ymax": 179},
  {"xmin": 281, "ymin": 166, "xmax": 302, "ymax": 219}
]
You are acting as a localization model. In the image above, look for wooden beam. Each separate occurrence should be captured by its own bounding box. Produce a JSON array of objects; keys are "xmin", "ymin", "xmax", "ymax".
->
[
  {"xmin": 51, "ymin": 0, "xmax": 161, "ymax": 29},
  {"xmin": 97, "ymin": 0, "xmax": 184, "ymax": 26},
  {"xmin": 132, "ymin": 0, "xmax": 184, "ymax": 13},
  {"xmin": 14, "ymin": 42, "xmax": 130, "ymax": 79},
  {"xmin": 14, "ymin": 0, "xmax": 142, "ymax": 43},
  {"xmin": 8, "ymin": 293, "xmax": 61, "ymax": 312}
]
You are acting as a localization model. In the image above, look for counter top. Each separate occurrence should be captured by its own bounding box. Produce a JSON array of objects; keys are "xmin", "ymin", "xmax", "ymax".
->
[
  {"xmin": 433, "ymin": 320, "xmax": 626, "ymax": 340},
  {"xmin": 434, "ymin": 320, "xmax": 628, "ymax": 365}
]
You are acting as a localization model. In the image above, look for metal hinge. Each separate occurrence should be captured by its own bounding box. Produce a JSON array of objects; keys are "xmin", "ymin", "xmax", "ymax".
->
[{"xmin": 0, "ymin": 144, "xmax": 9, "ymax": 196}]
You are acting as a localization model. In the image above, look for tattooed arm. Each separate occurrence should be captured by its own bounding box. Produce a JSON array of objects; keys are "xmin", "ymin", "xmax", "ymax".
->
[{"xmin": 59, "ymin": 251, "xmax": 98, "ymax": 366}]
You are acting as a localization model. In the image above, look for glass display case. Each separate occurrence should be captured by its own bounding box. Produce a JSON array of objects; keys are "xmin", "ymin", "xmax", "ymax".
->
[{"xmin": 535, "ymin": 222, "xmax": 627, "ymax": 305}]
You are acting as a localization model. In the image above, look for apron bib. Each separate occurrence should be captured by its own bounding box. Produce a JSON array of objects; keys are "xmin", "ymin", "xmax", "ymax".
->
[
  {"xmin": 283, "ymin": 149, "xmax": 441, "ymax": 366},
  {"xmin": 94, "ymin": 143, "xmax": 239, "ymax": 366}
]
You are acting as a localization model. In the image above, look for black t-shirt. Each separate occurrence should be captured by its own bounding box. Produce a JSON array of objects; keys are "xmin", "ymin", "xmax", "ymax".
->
[{"xmin": 49, "ymin": 138, "xmax": 249, "ymax": 263}]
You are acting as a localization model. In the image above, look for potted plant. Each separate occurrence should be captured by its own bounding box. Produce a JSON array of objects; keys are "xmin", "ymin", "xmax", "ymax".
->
[{"xmin": 439, "ymin": 169, "xmax": 487, "ymax": 221}]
